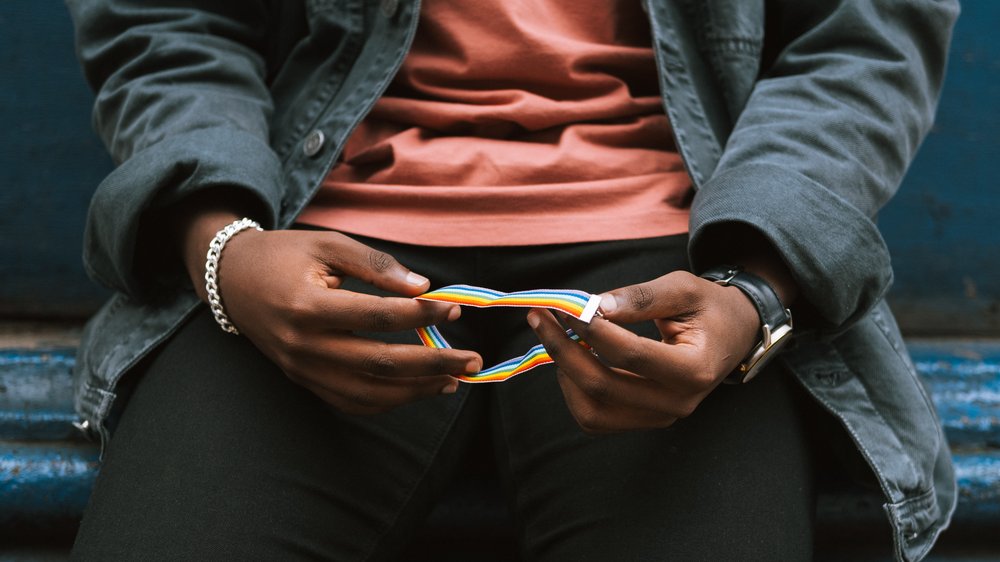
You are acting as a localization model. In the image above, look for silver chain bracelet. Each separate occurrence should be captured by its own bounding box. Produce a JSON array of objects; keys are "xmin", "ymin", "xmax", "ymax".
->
[{"xmin": 205, "ymin": 218, "xmax": 263, "ymax": 335}]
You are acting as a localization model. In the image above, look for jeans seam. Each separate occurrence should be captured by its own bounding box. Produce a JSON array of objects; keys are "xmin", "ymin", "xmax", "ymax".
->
[
  {"xmin": 494, "ymin": 389, "xmax": 530, "ymax": 560},
  {"xmin": 359, "ymin": 386, "xmax": 474, "ymax": 561}
]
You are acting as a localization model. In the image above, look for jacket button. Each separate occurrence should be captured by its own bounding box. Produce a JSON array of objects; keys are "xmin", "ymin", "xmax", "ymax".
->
[
  {"xmin": 303, "ymin": 130, "xmax": 325, "ymax": 157},
  {"xmin": 380, "ymin": 0, "xmax": 399, "ymax": 18}
]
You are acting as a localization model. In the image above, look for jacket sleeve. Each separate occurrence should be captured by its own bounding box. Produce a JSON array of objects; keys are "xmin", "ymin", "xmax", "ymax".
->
[
  {"xmin": 66, "ymin": 0, "xmax": 283, "ymax": 299},
  {"xmin": 687, "ymin": 0, "xmax": 959, "ymax": 331}
]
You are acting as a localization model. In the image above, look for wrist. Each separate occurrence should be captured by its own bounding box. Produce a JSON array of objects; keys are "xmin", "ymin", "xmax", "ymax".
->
[
  {"xmin": 163, "ymin": 189, "xmax": 266, "ymax": 299},
  {"xmin": 203, "ymin": 218, "xmax": 263, "ymax": 334},
  {"xmin": 701, "ymin": 265, "xmax": 794, "ymax": 383},
  {"xmin": 178, "ymin": 210, "xmax": 243, "ymax": 300},
  {"xmin": 696, "ymin": 224, "xmax": 799, "ymax": 307},
  {"xmin": 737, "ymin": 255, "xmax": 798, "ymax": 308}
]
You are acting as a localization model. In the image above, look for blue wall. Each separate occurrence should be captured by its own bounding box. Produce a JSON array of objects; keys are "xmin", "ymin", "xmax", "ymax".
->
[
  {"xmin": 880, "ymin": 0, "xmax": 1000, "ymax": 334},
  {"xmin": 0, "ymin": 3, "xmax": 111, "ymax": 317},
  {"xmin": 0, "ymin": 1, "xmax": 997, "ymax": 333}
]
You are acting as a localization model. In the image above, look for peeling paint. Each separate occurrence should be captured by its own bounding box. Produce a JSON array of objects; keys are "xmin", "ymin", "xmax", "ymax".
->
[{"xmin": 1, "ymin": 343, "xmax": 999, "ymax": 529}]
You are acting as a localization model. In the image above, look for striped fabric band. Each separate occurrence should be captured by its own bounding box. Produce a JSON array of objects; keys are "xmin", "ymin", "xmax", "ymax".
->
[
  {"xmin": 415, "ymin": 285, "xmax": 601, "ymax": 383},
  {"xmin": 417, "ymin": 284, "xmax": 602, "ymax": 322}
]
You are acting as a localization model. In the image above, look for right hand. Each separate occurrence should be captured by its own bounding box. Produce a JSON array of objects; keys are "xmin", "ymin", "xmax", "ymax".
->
[{"xmin": 179, "ymin": 211, "xmax": 482, "ymax": 415}]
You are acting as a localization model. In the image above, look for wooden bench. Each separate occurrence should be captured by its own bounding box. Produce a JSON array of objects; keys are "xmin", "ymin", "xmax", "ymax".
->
[{"xmin": 1, "ymin": 338, "xmax": 998, "ymax": 557}]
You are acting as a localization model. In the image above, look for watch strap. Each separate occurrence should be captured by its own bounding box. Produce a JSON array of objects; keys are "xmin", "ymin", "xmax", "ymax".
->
[
  {"xmin": 700, "ymin": 266, "xmax": 791, "ymax": 337},
  {"xmin": 700, "ymin": 265, "xmax": 794, "ymax": 383}
]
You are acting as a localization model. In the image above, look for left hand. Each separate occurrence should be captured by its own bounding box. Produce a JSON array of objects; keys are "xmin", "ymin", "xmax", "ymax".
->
[{"xmin": 526, "ymin": 270, "xmax": 762, "ymax": 434}]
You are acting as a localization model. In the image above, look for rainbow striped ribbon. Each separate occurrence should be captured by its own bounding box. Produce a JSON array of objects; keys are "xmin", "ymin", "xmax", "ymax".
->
[{"xmin": 415, "ymin": 285, "xmax": 601, "ymax": 383}]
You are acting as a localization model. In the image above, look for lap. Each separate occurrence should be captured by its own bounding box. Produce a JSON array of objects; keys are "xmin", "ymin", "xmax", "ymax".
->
[
  {"xmin": 495, "ymin": 361, "xmax": 816, "ymax": 561},
  {"xmin": 73, "ymin": 306, "xmax": 483, "ymax": 561},
  {"xmin": 484, "ymin": 236, "xmax": 817, "ymax": 561},
  {"xmin": 74, "ymin": 235, "xmax": 817, "ymax": 561}
]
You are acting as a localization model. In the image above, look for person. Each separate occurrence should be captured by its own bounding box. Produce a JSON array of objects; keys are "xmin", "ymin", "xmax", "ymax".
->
[{"xmin": 66, "ymin": 0, "xmax": 958, "ymax": 560}]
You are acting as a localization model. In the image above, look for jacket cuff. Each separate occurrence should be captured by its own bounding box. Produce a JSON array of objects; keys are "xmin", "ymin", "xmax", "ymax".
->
[
  {"xmin": 689, "ymin": 162, "xmax": 893, "ymax": 331},
  {"xmin": 83, "ymin": 126, "xmax": 283, "ymax": 299}
]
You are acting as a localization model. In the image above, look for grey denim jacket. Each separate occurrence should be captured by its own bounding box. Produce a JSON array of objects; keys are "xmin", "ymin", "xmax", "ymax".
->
[{"xmin": 67, "ymin": 1, "xmax": 959, "ymax": 559}]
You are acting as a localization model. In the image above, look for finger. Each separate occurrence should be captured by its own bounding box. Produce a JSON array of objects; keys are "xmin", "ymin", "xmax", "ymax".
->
[
  {"xmin": 527, "ymin": 308, "xmax": 603, "ymax": 371},
  {"xmin": 544, "ymin": 311, "xmax": 698, "ymax": 414},
  {"xmin": 305, "ymin": 287, "xmax": 461, "ymax": 332},
  {"xmin": 313, "ymin": 231, "xmax": 432, "ymax": 296},
  {"xmin": 293, "ymin": 372, "xmax": 460, "ymax": 415},
  {"xmin": 561, "ymin": 313, "xmax": 703, "ymax": 386},
  {"xmin": 529, "ymin": 309, "xmax": 680, "ymax": 410},
  {"xmin": 598, "ymin": 270, "xmax": 705, "ymax": 324},
  {"xmin": 306, "ymin": 335, "xmax": 482, "ymax": 379},
  {"xmin": 555, "ymin": 369, "xmax": 678, "ymax": 434}
]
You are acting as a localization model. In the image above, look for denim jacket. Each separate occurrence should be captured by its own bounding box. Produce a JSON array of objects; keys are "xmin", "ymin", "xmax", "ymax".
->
[{"xmin": 67, "ymin": 1, "xmax": 959, "ymax": 559}]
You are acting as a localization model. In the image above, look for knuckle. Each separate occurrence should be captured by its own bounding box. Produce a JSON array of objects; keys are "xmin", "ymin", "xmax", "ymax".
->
[
  {"xmin": 574, "ymin": 408, "xmax": 604, "ymax": 434},
  {"xmin": 625, "ymin": 284, "xmax": 654, "ymax": 310},
  {"xmin": 674, "ymin": 400, "xmax": 699, "ymax": 419},
  {"xmin": 316, "ymin": 234, "xmax": 348, "ymax": 267},
  {"xmin": 545, "ymin": 338, "xmax": 567, "ymax": 361},
  {"xmin": 346, "ymin": 386, "xmax": 381, "ymax": 410},
  {"xmin": 689, "ymin": 368, "xmax": 718, "ymax": 389},
  {"xmin": 578, "ymin": 374, "xmax": 611, "ymax": 401},
  {"xmin": 368, "ymin": 250, "xmax": 396, "ymax": 273},
  {"xmin": 618, "ymin": 342, "xmax": 648, "ymax": 372},
  {"xmin": 272, "ymin": 324, "xmax": 304, "ymax": 353},
  {"xmin": 430, "ymin": 348, "xmax": 451, "ymax": 374},
  {"xmin": 670, "ymin": 271, "xmax": 702, "ymax": 300},
  {"xmin": 280, "ymin": 364, "xmax": 303, "ymax": 384},
  {"xmin": 569, "ymin": 318, "xmax": 592, "ymax": 337},
  {"xmin": 284, "ymin": 292, "xmax": 314, "ymax": 319},
  {"xmin": 646, "ymin": 413, "xmax": 679, "ymax": 430},
  {"xmin": 362, "ymin": 347, "xmax": 397, "ymax": 376},
  {"xmin": 364, "ymin": 306, "xmax": 397, "ymax": 331}
]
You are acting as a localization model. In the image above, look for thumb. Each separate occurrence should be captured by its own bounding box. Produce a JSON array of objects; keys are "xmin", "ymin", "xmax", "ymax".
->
[
  {"xmin": 318, "ymin": 232, "xmax": 431, "ymax": 296},
  {"xmin": 598, "ymin": 271, "xmax": 704, "ymax": 323}
]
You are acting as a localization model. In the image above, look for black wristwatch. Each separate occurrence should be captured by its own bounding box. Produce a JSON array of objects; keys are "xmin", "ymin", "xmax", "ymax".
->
[{"xmin": 700, "ymin": 265, "xmax": 794, "ymax": 384}]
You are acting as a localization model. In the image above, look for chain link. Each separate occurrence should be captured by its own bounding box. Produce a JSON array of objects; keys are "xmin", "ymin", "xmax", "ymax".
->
[{"xmin": 205, "ymin": 218, "xmax": 263, "ymax": 335}]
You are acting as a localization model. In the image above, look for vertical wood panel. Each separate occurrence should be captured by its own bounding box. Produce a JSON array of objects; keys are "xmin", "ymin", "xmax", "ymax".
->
[
  {"xmin": 0, "ymin": 2, "xmax": 996, "ymax": 333},
  {"xmin": 0, "ymin": 2, "xmax": 111, "ymax": 317}
]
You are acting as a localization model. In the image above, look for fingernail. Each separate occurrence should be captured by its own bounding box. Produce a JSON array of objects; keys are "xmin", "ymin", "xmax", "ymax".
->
[
  {"xmin": 599, "ymin": 293, "xmax": 617, "ymax": 314},
  {"xmin": 526, "ymin": 311, "xmax": 540, "ymax": 329},
  {"xmin": 446, "ymin": 305, "xmax": 461, "ymax": 322},
  {"xmin": 441, "ymin": 380, "xmax": 460, "ymax": 395},
  {"xmin": 464, "ymin": 358, "xmax": 481, "ymax": 373},
  {"xmin": 406, "ymin": 271, "xmax": 429, "ymax": 286}
]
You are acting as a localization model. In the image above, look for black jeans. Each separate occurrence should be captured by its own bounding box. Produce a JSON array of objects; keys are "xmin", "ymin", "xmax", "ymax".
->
[{"xmin": 73, "ymin": 235, "xmax": 817, "ymax": 561}]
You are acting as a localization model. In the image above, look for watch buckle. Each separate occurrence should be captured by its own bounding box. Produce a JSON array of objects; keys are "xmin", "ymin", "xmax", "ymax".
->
[{"xmin": 760, "ymin": 323, "xmax": 772, "ymax": 349}]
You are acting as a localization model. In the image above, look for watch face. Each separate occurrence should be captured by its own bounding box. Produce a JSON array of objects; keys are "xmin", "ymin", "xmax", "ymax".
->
[{"xmin": 739, "ymin": 323, "xmax": 794, "ymax": 383}]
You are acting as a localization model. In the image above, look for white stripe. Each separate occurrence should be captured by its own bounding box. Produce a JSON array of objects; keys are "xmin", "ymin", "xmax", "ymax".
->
[{"xmin": 579, "ymin": 294, "xmax": 602, "ymax": 323}]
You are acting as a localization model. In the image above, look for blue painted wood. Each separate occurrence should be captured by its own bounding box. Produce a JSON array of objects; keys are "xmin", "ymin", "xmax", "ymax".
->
[
  {"xmin": 1, "ymin": 340, "xmax": 999, "ymax": 533},
  {"xmin": 954, "ymin": 453, "xmax": 1000, "ymax": 524},
  {"xmin": 910, "ymin": 340, "xmax": 1000, "ymax": 449},
  {"xmin": 0, "ymin": 443, "xmax": 98, "ymax": 525},
  {"xmin": 0, "ymin": 2, "xmax": 996, "ymax": 323},
  {"xmin": 0, "ymin": 349, "xmax": 78, "ymax": 441},
  {"xmin": 0, "ymin": 2, "xmax": 112, "ymax": 317},
  {"xmin": 3, "ymin": 343, "xmax": 998, "ymax": 449}
]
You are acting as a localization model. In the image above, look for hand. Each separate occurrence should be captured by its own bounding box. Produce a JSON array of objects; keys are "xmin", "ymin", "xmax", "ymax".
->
[
  {"xmin": 178, "ymin": 211, "xmax": 482, "ymax": 415},
  {"xmin": 526, "ymin": 270, "xmax": 761, "ymax": 434}
]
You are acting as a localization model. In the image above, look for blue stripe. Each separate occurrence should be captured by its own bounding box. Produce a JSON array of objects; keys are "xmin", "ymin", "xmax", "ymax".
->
[
  {"xmin": 436, "ymin": 285, "xmax": 504, "ymax": 299},
  {"xmin": 424, "ymin": 326, "xmax": 450, "ymax": 349},
  {"xmin": 477, "ymin": 344, "xmax": 550, "ymax": 378}
]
